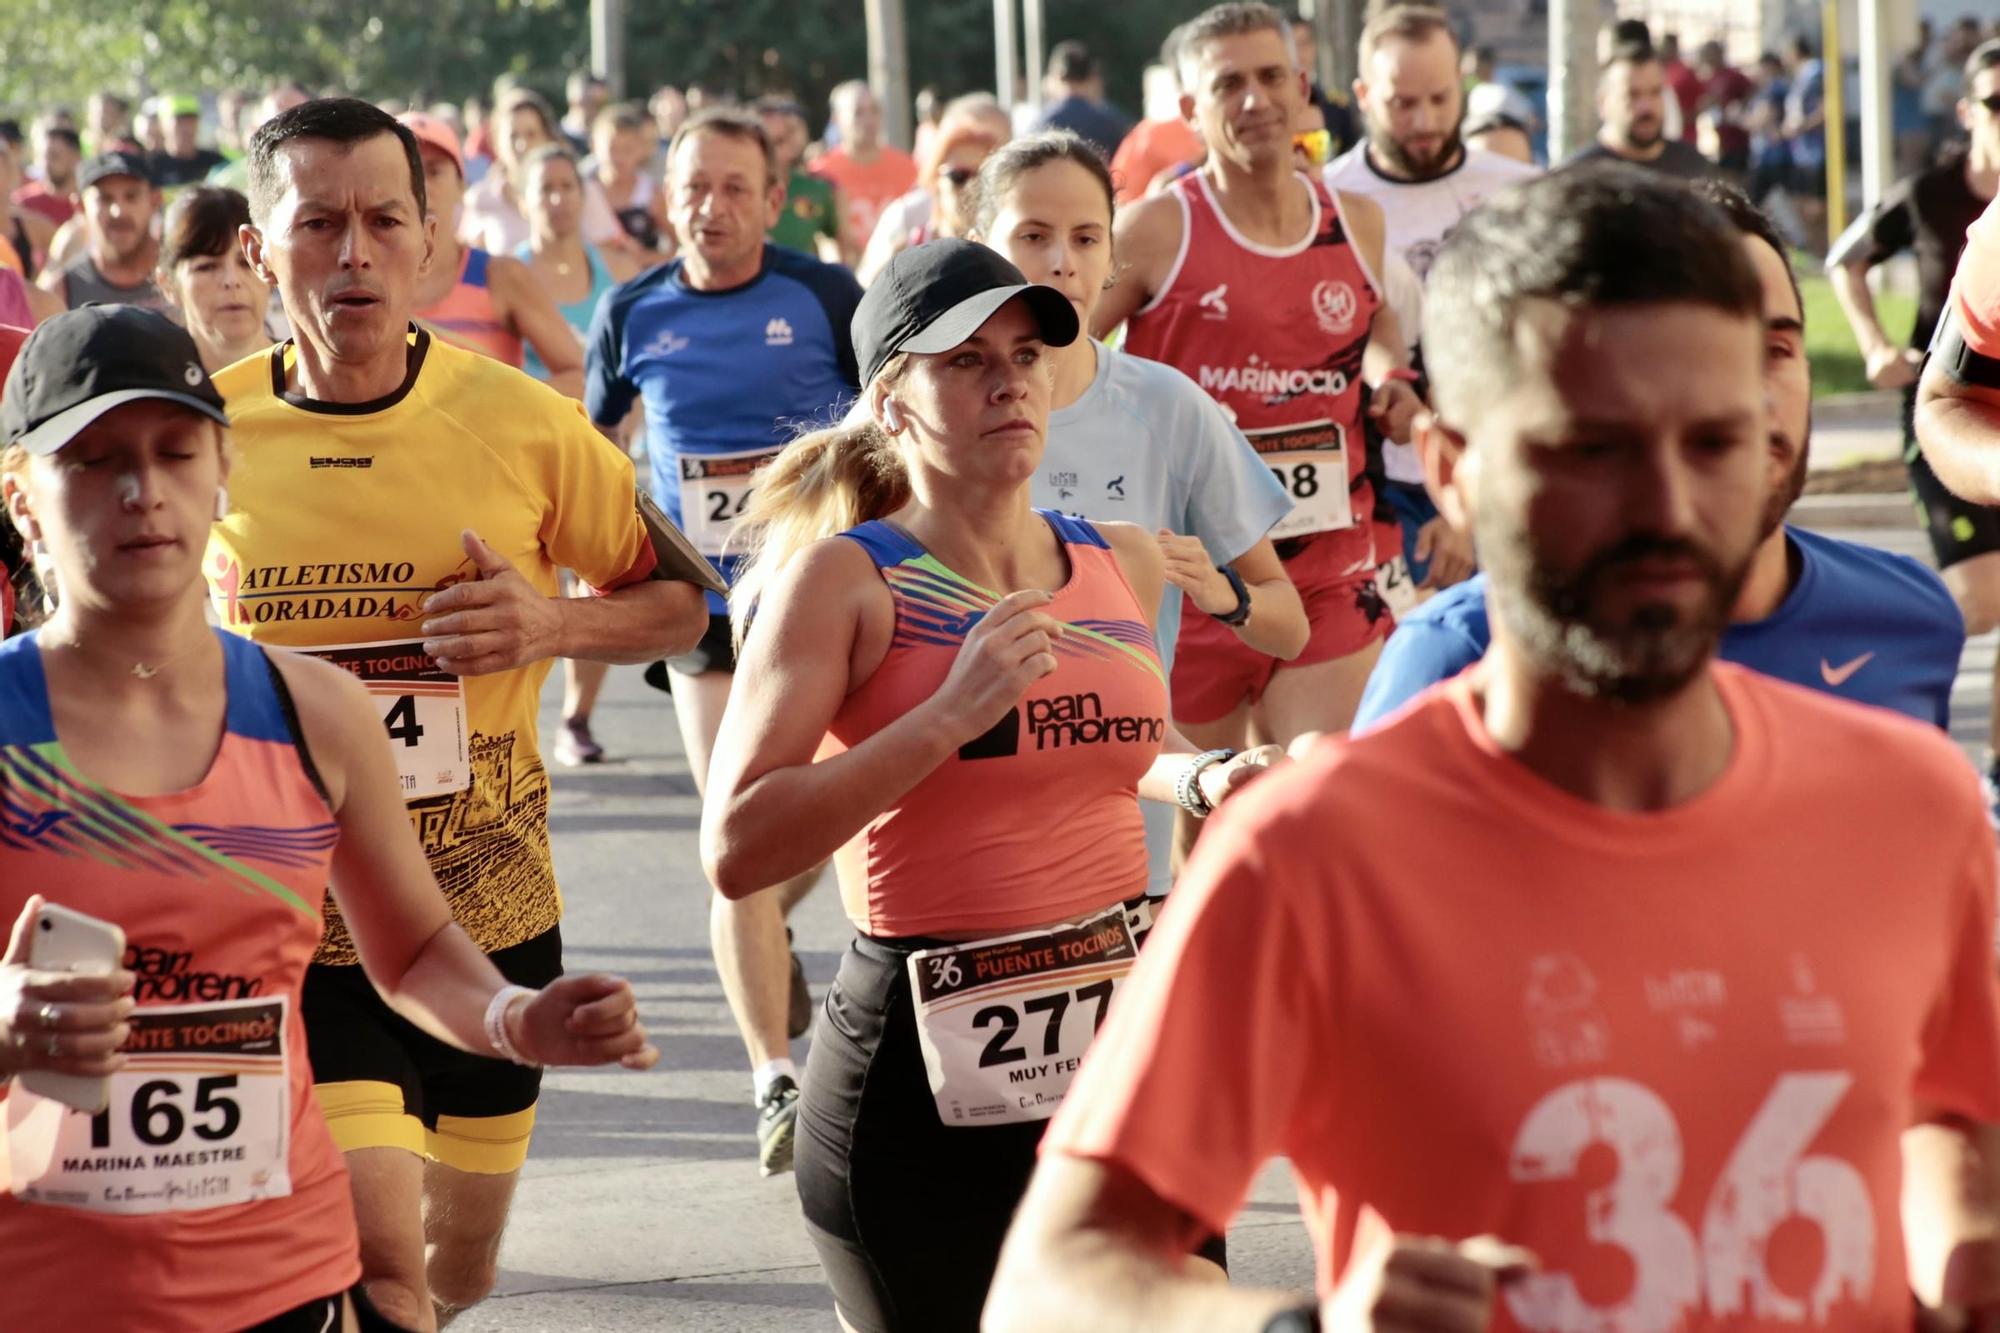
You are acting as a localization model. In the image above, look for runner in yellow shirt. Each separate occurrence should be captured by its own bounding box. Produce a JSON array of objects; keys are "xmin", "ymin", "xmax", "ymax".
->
[{"xmin": 208, "ymin": 97, "xmax": 706, "ymax": 1332}]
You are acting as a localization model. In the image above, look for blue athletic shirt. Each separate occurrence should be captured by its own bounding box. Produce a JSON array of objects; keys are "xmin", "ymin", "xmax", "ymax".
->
[
  {"xmin": 586, "ymin": 244, "xmax": 862, "ymax": 611},
  {"xmin": 1353, "ymin": 525, "xmax": 1965, "ymax": 731}
]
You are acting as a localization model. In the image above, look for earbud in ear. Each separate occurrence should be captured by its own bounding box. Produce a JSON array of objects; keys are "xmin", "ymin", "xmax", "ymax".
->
[
  {"xmin": 214, "ymin": 486, "xmax": 230, "ymax": 523},
  {"xmin": 881, "ymin": 401, "xmax": 904, "ymax": 432}
]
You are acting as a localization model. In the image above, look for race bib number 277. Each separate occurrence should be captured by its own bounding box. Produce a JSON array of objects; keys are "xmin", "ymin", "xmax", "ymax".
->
[{"xmin": 906, "ymin": 905, "xmax": 1139, "ymax": 1127}]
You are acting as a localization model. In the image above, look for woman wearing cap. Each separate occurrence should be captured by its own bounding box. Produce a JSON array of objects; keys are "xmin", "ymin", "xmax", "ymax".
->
[
  {"xmin": 156, "ymin": 186, "xmax": 276, "ymax": 373},
  {"xmin": 0, "ymin": 306, "xmax": 659, "ymax": 1332},
  {"xmin": 968, "ymin": 131, "xmax": 1307, "ymax": 895},
  {"xmin": 702, "ymin": 240, "xmax": 1276, "ymax": 1331}
]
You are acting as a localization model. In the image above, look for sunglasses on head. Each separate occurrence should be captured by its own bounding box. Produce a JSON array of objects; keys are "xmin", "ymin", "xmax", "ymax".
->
[{"xmin": 940, "ymin": 166, "xmax": 978, "ymax": 187}]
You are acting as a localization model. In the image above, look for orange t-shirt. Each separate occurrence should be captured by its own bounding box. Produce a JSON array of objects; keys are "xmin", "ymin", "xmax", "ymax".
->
[
  {"xmin": 1954, "ymin": 193, "xmax": 2000, "ymax": 359},
  {"xmin": 1108, "ymin": 118, "xmax": 1203, "ymax": 205},
  {"xmin": 1046, "ymin": 663, "xmax": 2000, "ymax": 1328},
  {"xmin": 807, "ymin": 145, "xmax": 918, "ymax": 254}
]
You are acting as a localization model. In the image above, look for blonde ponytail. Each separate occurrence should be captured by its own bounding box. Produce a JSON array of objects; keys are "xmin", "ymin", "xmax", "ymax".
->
[{"xmin": 728, "ymin": 362, "xmax": 911, "ymax": 645}]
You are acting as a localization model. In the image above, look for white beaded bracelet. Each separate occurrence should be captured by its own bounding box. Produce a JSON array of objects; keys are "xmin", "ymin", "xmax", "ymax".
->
[{"xmin": 483, "ymin": 984, "xmax": 539, "ymax": 1067}]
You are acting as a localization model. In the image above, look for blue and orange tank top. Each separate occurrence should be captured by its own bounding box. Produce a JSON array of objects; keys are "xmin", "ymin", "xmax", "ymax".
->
[
  {"xmin": 0, "ymin": 629, "xmax": 358, "ymax": 1330},
  {"xmin": 825, "ymin": 511, "xmax": 1168, "ymax": 939},
  {"xmin": 419, "ymin": 246, "xmax": 524, "ymax": 368}
]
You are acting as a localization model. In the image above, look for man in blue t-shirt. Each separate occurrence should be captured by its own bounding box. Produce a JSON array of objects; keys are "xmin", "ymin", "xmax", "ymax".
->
[
  {"xmin": 1357, "ymin": 181, "xmax": 1965, "ymax": 734},
  {"xmin": 586, "ymin": 108, "xmax": 861, "ymax": 1178}
]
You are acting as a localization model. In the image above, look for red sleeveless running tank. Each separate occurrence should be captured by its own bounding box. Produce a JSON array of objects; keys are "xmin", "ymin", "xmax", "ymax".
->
[
  {"xmin": 0, "ymin": 630, "xmax": 358, "ymax": 1329},
  {"xmin": 1123, "ymin": 170, "xmax": 1382, "ymax": 586},
  {"xmin": 825, "ymin": 512, "xmax": 1168, "ymax": 939},
  {"xmin": 419, "ymin": 246, "xmax": 525, "ymax": 368}
]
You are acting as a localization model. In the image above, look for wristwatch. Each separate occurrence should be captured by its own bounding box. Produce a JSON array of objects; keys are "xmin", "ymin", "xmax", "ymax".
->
[
  {"xmin": 1260, "ymin": 1305, "xmax": 1321, "ymax": 1333},
  {"xmin": 1210, "ymin": 564, "xmax": 1252, "ymax": 626}
]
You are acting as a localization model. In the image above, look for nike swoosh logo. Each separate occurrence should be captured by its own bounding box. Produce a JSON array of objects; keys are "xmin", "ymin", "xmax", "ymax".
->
[{"xmin": 1820, "ymin": 652, "xmax": 1875, "ymax": 687}]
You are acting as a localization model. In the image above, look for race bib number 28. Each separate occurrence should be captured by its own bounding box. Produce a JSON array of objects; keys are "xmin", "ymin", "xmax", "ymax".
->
[
  {"xmin": 303, "ymin": 640, "xmax": 468, "ymax": 799},
  {"xmin": 906, "ymin": 905, "xmax": 1138, "ymax": 1127},
  {"xmin": 7, "ymin": 997, "xmax": 292, "ymax": 1216}
]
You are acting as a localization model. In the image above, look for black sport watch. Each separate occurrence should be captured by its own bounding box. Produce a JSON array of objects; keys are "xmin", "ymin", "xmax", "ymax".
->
[
  {"xmin": 1260, "ymin": 1305, "xmax": 1321, "ymax": 1333},
  {"xmin": 1210, "ymin": 564, "xmax": 1252, "ymax": 626}
]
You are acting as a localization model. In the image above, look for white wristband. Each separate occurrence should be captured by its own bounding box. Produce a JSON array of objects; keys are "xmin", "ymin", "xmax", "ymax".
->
[{"xmin": 484, "ymin": 984, "xmax": 539, "ymax": 1067}]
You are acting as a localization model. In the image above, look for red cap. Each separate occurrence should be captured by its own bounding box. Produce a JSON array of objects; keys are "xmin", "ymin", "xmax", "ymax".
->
[{"xmin": 398, "ymin": 112, "xmax": 464, "ymax": 178}]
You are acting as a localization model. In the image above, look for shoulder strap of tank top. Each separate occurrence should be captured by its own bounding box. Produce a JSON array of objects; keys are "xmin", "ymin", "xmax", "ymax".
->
[
  {"xmin": 0, "ymin": 630, "xmax": 54, "ymax": 746},
  {"xmin": 463, "ymin": 247, "xmax": 491, "ymax": 289},
  {"xmin": 219, "ymin": 629, "xmax": 297, "ymax": 745},
  {"xmin": 838, "ymin": 519, "xmax": 925, "ymax": 569},
  {"xmin": 1037, "ymin": 508, "xmax": 1110, "ymax": 551},
  {"xmin": 256, "ymin": 648, "xmax": 332, "ymax": 807}
]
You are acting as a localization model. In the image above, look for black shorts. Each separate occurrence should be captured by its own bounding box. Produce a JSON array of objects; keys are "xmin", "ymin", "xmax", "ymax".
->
[
  {"xmin": 643, "ymin": 612, "xmax": 735, "ymax": 692},
  {"xmin": 247, "ymin": 1282, "xmax": 410, "ymax": 1332},
  {"xmin": 302, "ymin": 926, "xmax": 562, "ymax": 1174},
  {"xmin": 1904, "ymin": 388, "xmax": 2000, "ymax": 569},
  {"xmin": 796, "ymin": 925, "xmax": 1225, "ymax": 1332}
]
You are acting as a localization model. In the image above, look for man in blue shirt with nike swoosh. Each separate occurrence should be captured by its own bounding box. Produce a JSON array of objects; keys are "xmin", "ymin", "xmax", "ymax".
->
[
  {"xmin": 1357, "ymin": 180, "xmax": 1965, "ymax": 734},
  {"xmin": 586, "ymin": 106, "xmax": 861, "ymax": 1176}
]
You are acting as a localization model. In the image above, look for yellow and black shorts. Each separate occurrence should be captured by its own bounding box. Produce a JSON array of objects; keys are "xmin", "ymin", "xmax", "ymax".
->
[{"xmin": 302, "ymin": 926, "xmax": 562, "ymax": 1175}]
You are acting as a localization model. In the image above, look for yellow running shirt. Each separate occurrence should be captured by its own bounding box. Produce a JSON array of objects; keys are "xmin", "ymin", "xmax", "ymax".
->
[{"xmin": 207, "ymin": 328, "xmax": 654, "ymax": 962}]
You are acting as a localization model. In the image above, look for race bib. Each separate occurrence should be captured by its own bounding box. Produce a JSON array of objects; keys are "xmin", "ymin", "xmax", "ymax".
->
[
  {"xmin": 7, "ymin": 998, "xmax": 292, "ymax": 1216},
  {"xmin": 680, "ymin": 448, "xmax": 777, "ymax": 559},
  {"xmin": 302, "ymin": 640, "xmax": 468, "ymax": 799},
  {"xmin": 906, "ymin": 904, "xmax": 1142, "ymax": 1127},
  {"xmin": 1374, "ymin": 553, "xmax": 1419, "ymax": 618},
  {"xmin": 1253, "ymin": 420, "xmax": 1353, "ymax": 540}
]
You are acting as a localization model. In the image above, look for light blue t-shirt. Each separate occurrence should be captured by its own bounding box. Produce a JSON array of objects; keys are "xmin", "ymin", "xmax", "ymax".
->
[
  {"xmin": 1030, "ymin": 339, "xmax": 1293, "ymax": 894},
  {"xmin": 1354, "ymin": 525, "xmax": 1964, "ymax": 732}
]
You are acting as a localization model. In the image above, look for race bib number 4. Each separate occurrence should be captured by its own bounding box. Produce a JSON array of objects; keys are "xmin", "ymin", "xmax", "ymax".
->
[
  {"xmin": 7, "ymin": 998, "xmax": 292, "ymax": 1216},
  {"xmin": 1252, "ymin": 420, "xmax": 1352, "ymax": 540},
  {"xmin": 906, "ymin": 905, "xmax": 1139, "ymax": 1127},
  {"xmin": 680, "ymin": 448, "xmax": 777, "ymax": 559},
  {"xmin": 303, "ymin": 640, "xmax": 468, "ymax": 800}
]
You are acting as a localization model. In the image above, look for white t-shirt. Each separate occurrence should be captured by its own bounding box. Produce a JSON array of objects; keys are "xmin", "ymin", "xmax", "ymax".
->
[
  {"xmin": 1324, "ymin": 144, "xmax": 1540, "ymax": 478},
  {"xmin": 1032, "ymin": 339, "xmax": 1293, "ymax": 896}
]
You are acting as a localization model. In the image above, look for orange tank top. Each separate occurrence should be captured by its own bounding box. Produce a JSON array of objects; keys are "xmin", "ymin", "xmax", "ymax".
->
[
  {"xmin": 0, "ymin": 630, "xmax": 358, "ymax": 1330},
  {"xmin": 420, "ymin": 246, "xmax": 524, "ymax": 368},
  {"xmin": 826, "ymin": 512, "xmax": 1168, "ymax": 938}
]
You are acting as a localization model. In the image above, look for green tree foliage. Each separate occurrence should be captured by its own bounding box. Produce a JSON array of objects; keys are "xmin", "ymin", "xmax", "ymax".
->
[{"xmin": 2, "ymin": 0, "xmax": 1213, "ymax": 140}]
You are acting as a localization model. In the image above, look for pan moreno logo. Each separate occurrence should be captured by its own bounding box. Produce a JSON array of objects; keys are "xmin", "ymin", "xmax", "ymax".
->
[
  {"xmin": 209, "ymin": 551, "xmax": 441, "ymax": 625},
  {"xmin": 959, "ymin": 693, "xmax": 1165, "ymax": 760}
]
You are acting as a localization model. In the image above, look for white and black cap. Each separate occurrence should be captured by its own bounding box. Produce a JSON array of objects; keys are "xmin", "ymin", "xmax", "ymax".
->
[
  {"xmin": 2, "ymin": 305, "xmax": 229, "ymax": 457},
  {"xmin": 852, "ymin": 238, "xmax": 1080, "ymax": 389}
]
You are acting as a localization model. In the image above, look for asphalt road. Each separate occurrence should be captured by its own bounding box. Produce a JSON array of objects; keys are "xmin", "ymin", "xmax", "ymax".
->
[{"xmin": 459, "ymin": 507, "xmax": 1987, "ymax": 1332}]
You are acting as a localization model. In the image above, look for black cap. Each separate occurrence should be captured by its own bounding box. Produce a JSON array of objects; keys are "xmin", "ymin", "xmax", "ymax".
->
[
  {"xmin": 2, "ymin": 306, "xmax": 228, "ymax": 457},
  {"xmin": 80, "ymin": 150, "xmax": 153, "ymax": 191},
  {"xmin": 852, "ymin": 239, "xmax": 1080, "ymax": 389}
]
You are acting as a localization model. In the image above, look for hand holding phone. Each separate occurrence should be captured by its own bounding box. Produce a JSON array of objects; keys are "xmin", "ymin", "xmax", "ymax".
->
[{"xmin": 2, "ymin": 895, "xmax": 135, "ymax": 1112}]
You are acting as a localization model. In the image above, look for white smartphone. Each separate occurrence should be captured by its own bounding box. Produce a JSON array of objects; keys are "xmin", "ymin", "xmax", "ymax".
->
[{"xmin": 18, "ymin": 902, "xmax": 126, "ymax": 1113}]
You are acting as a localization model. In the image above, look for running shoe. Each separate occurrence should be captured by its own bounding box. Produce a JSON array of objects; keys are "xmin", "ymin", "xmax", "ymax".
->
[
  {"xmin": 787, "ymin": 929, "xmax": 813, "ymax": 1039},
  {"xmin": 757, "ymin": 1075, "xmax": 801, "ymax": 1177},
  {"xmin": 553, "ymin": 718, "xmax": 605, "ymax": 767}
]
